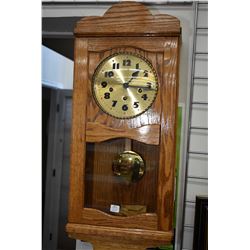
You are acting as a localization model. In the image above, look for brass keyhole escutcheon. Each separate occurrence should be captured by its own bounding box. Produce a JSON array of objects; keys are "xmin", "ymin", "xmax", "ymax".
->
[{"xmin": 112, "ymin": 151, "xmax": 145, "ymax": 183}]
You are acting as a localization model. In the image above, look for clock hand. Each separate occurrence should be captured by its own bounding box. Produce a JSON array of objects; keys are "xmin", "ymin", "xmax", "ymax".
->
[
  {"xmin": 123, "ymin": 70, "xmax": 140, "ymax": 88},
  {"xmin": 131, "ymin": 70, "xmax": 140, "ymax": 78},
  {"xmin": 128, "ymin": 82, "xmax": 154, "ymax": 90},
  {"xmin": 128, "ymin": 70, "xmax": 140, "ymax": 83}
]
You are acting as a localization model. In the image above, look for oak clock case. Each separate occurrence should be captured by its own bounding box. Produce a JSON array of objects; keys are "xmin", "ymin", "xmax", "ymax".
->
[{"xmin": 66, "ymin": 2, "xmax": 181, "ymax": 249}]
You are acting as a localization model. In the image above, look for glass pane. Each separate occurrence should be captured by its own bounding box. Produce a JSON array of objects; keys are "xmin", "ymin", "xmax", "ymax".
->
[{"xmin": 84, "ymin": 138, "xmax": 159, "ymax": 216}]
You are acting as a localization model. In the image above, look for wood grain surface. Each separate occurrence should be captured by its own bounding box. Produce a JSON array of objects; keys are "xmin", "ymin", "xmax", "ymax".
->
[
  {"xmin": 157, "ymin": 37, "xmax": 180, "ymax": 230},
  {"xmin": 80, "ymin": 208, "xmax": 158, "ymax": 230},
  {"xmin": 74, "ymin": 1, "xmax": 181, "ymax": 37},
  {"xmin": 87, "ymin": 37, "xmax": 175, "ymax": 53},
  {"xmin": 67, "ymin": 1, "xmax": 181, "ymax": 247},
  {"xmin": 86, "ymin": 122, "xmax": 160, "ymax": 145},
  {"xmin": 67, "ymin": 39, "xmax": 88, "ymax": 222},
  {"xmin": 66, "ymin": 223, "xmax": 173, "ymax": 248}
]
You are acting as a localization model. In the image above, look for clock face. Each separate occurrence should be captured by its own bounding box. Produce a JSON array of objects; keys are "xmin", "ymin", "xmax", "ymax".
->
[{"xmin": 92, "ymin": 52, "xmax": 158, "ymax": 119}]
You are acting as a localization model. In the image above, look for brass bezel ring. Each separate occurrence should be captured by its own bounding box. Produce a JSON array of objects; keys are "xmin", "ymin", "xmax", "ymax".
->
[{"xmin": 92, "ymin": 51, "xmax": 159, "ymax": 120}]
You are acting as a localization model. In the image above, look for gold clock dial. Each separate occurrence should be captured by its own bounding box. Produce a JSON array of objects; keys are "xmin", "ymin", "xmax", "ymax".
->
[{"xmin": 92, "ymin": 52, "xmax": 158, "ymax": 119}]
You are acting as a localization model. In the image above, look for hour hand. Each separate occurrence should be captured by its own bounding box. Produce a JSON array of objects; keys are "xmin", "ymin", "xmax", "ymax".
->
[
  {"xmin": 131, "ymin": 70, "xmax": 140, "ymax": 77},
  {"xmin": 123, "ymin": 70, "xmax": 140, "ymax": 88}
]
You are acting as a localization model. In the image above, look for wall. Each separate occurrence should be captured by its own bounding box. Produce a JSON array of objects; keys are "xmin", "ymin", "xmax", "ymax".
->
[
  {"xmin": 182, "ymin": 3, "xmax": 208, "ymax": 250},
  {"xmin": 42, "ymin": 46, "xmax": 74, "ymax": 89}
]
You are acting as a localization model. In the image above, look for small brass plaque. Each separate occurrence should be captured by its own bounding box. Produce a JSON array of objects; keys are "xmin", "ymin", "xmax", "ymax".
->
[
  {"xmin": 110, "ymin": 204, "xmax": 147, "ymax": 217},
  {"xmin": 120, "ymin": 205, "xmax": 147, "ymax": 216}
]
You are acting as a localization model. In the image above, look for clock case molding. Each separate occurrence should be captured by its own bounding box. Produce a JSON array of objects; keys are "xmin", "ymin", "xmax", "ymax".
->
[{"xmin": 66, "ymin": 2, "xmax": 181, "ymax": 249}]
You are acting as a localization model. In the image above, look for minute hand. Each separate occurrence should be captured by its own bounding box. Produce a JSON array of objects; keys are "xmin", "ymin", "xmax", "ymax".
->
[{"xmin": 129, "ymin": 82, "xmax": 155, "ymax": 90}]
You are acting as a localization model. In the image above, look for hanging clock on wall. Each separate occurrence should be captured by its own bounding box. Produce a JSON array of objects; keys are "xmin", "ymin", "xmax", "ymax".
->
[{"xmin": 66, "ymin": 2, "xmax": 181, "ymax": 250}]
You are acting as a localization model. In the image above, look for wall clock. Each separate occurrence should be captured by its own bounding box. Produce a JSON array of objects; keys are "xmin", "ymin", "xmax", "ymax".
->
[{"xmin": 66, "ymin": 2, "xmax": 181, "ymax": 250}]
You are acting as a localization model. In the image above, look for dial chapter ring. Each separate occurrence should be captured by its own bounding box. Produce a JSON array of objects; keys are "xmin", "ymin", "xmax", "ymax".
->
[{"xmin": 92, "ymin": 51, "xmax": 159, "ymax": 119}]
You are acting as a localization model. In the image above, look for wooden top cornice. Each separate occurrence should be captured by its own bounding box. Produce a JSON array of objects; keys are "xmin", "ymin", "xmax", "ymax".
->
[{"xmin": 74, "ymin": 1, "xmax": 181, "ymax": 37}]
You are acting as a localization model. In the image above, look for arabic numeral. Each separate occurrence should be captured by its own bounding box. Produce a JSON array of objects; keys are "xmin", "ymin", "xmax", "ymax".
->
[
  {"xmin": 146, "ymin": 82, "xmax": 152, "ymax": 89},
  {"xmin": 122, "ymin": 104, "xmax": 128, "ymax": 111},
  {"xmin": 104, "ymin": 92, "xmax": 110, "ymax": 99},
  {"xmin": 101, "ymin": 81, "xmax": 107, "ymax": 88},
  {"xmin": 123, "ymin": 59, "xmax": 131, "ymax": 66},
  {"xmin": 113, "ymin": 63, "xmax": 119, "ymax": 69},
  {"xmin": 144, "ymin": 70, "xmax": 148, "ymax": 77},
  {"xmin": 112, "ymin": 100, "xmax": 117, "ymax": 107},
  {"xmin": 141, "ymin": 94, "xmax": 148, "ymax": 100},
  {"xmin": 105, "ymin": 71, "xmax": 114, "ymax": 77},
  {"xmin": 133, "ymin": 102, "xmax": 139, "ymax": 108}
]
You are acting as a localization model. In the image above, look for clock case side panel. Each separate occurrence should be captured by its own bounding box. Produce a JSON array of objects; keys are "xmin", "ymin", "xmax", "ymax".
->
[
  {"xmin": 67, "ymin": 38, "xmax": 89, "ymax": 222},
  {"xmin": 157, "ymin": 37, "xmax": 180, "ymax": 231}
]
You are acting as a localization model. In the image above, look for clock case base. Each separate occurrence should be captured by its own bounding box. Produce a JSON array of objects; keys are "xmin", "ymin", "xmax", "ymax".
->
[{"xmin": 66, "ymin": 223, "xmax": 173, "ymax": 249}]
